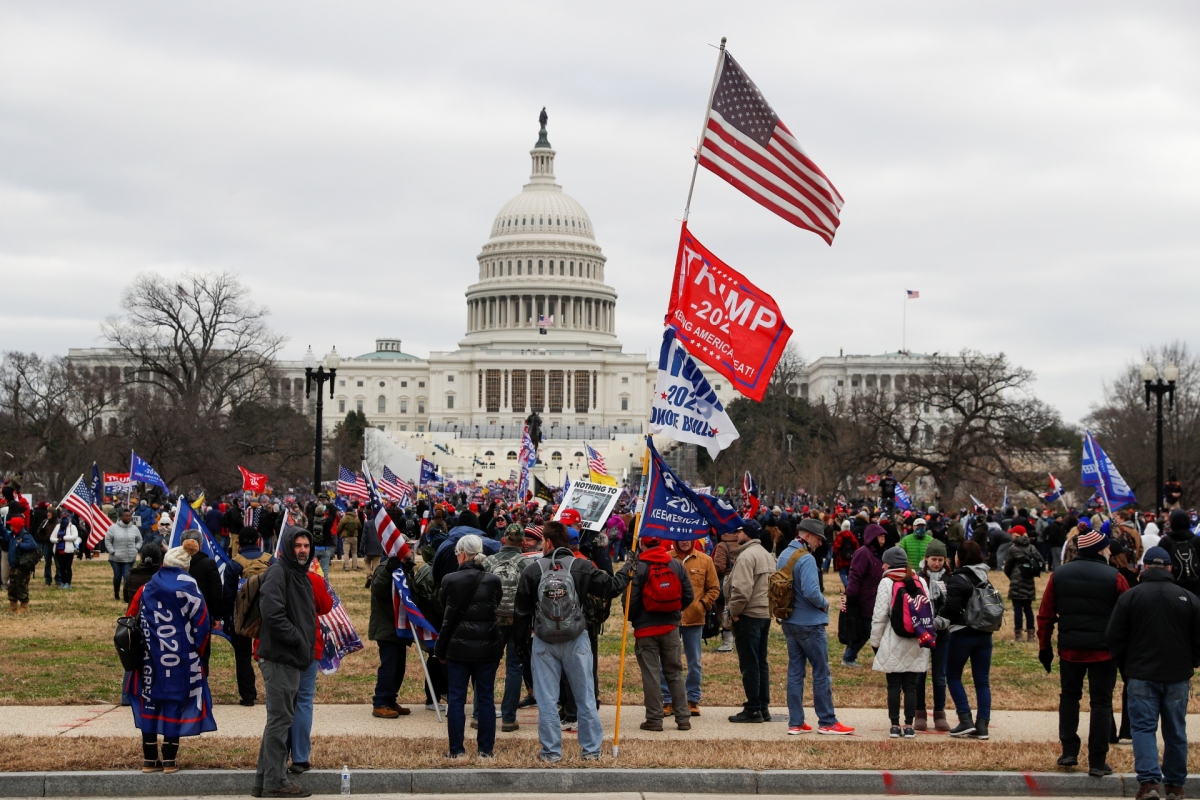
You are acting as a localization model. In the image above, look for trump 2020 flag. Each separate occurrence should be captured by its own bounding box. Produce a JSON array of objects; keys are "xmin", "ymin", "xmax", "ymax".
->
[
  {"xmin": 649, "ymin": 328, "xmax": 739, "ymax": 459},
  {"xmin": 641, "ymin": 436, "xmax": 743, "ymax": 541},
  {"xmin": 1081, "ymin": 431, "xmax": 1137, "ymax": 509},
  {"xmin": 130, "ymin": 451, "xmax": 169, "ymax": 491},
  {"xmin": 894, "ymin": 482, "xmax": 912, "ymax": 511},
  {"xmin": 393, "ymin": 567, "xmax": 438, "ymax": 649}
]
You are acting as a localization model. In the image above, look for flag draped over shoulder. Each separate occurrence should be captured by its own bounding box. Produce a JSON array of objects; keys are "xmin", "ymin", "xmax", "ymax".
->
[
  {"xmin": 698, "ymin": 51, "xmax": 843, "ymax": 244},
  {"xmin": 649, "ymin": 328, "xmax": 739, "ymax": 459},
  {"xmin": 641, "ymin": 436, "xmax": 743, "ymax": 541}
]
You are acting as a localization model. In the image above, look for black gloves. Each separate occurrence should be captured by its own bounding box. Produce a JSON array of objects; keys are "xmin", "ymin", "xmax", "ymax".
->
[{"xmin": 1039, "ymin": 648, "xmax": 1054, "ymax": 673}]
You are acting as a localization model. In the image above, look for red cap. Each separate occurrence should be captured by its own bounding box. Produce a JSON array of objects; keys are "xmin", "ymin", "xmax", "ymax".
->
[
  {"xmin": 469, "ymin": 502, "xmax": 479, "ymax": 513},
  {"xmin": 1011, "ymin": 525, "xmax": 1027, "ymax": 536},
  {"xmin": 560, "ymin": 508, "xmax": 582, "ymax": 527},
  {"xmin": 7, "ymin": 517, "xmax": 25, "ymax": 531}
]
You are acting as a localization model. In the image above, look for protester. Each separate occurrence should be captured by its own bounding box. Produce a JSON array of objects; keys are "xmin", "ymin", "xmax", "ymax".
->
[
  {"xmin": 360, "ymin": 514, "xmax": 383, "ymax": 588},
  {"xmin": 254, "ymin": 525, "xmax": 320, "ymax": 798},
  {"xmin": 1037, "ymin": 525, "xmax": 1128, "ymax": 777},
  {"xmin": 843, "ymin": 523, "xmax": 887, "ymax": 668},
  {"xmin": 232, "ymin": 528, "xmax": 274, "ymax": 706},
  {"xmin": 49, "ymin": 510, "xmax": 81, "ymax": 589},
  {"xmin": 831, "ymin": 520, "xmax": 858, "ymax": 588},
  {"xmin": 106, "ymin": 509, "xmax": 141, "ymax": 601},
  {"xmin": 711, "ymin": 521, "xmax": 741, "ymax": 653},
  {"xmin": 368, "ymin": 553, "xmax": 414, "ymax": 718},
  {"xmin": 339, "ymin": 503, "xmax": 361, "ymax": 571},
  {"xmin": 1159, "ymin": 509, "xmax": 1200, "ymax": 596},
  {"xmin": 780, "ymin": 518, "xmax": 854, "ymax": 735},
  {"xmin": 1107, "ymin": 546, "xmax": 1200, "ymax": 800},
  {"xmin": 5, "ymin": 517, "xmax": 38, "ymax": 612},
  {"xmin": 125, "ymin": 543, "xmax": 163, "ymax": 603},
  {"xmin": 897, "ymin": 517, "xmax": 931, "ymax": 569},
  {"xmin": 436, "ymin": 534, "xmax": 504, "ymax": 758},
  {"xmin": 513, "ymin": 520, "xmax": 622, "ymax": 762},
  {"xmin": 125, "ymin": 538, "xmax": 216, "ymax": 773},
  {"xmin": 483, "ymin": 523, "xmax": 529, "ymax": 731},
  {"xmin": 940, "ymin": 540, "xmax": 994, "ymax": 739},
  {"xmin": 662, "ymin": 535, "xmax": 719, "ymax": 717},
  {"xmin": 871, "ymin": 546, "xmax": 931, "ymax": 739},
  {"xmin": 1003, "ymin": 526, "xmax": 1041, "ymax": 642},
  {"xmin": 726, "ymin": 520, "xmax": 776, "ymax": 723},
  {"xmin": 180, "ymin": 529, "xmax": 224, "ymax": 647},
  {"xmin": 914, "ymin": 539, "xmax": 950, "ymax": 731}
]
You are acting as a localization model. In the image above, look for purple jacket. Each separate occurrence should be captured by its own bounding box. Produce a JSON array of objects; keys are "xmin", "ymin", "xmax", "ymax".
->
[{"xmin": 846, "ymin": 526, "xmax": 885, "ymax": 619}]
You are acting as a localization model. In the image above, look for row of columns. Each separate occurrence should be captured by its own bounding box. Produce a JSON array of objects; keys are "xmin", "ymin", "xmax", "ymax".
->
[{"xmin": 467, "ymin": 293, "xmax": 615, "ymax": 334}]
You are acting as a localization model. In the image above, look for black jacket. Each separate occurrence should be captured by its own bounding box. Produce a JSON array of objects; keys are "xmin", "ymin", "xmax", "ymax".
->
[
  {"xmin": 257, "ymin": 526, "xmax": 317, "ymax": 670},
  {"xmin": 1053, "ymin": 553, "xmax": 1121, "ymax": 651},
  {"xmin": 188, "ymin": 550, "xmax": 224, "ymax": 620},
  {"xmin": 1107, "ymin": 569, "xmax": 1200, "ymax": 682},
  {"xmin": 1160, "ymin": 528, "xmax": 1200, "ymax": 595},
  {"xmin": 435, "ymin": 562, "xmax": 504, "ymax": 663}
]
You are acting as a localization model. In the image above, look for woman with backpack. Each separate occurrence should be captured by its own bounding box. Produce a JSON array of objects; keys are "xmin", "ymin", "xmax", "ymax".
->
[
  {"xmin": 832, "ymin": 520, "xmax": 858, "ymax": 588},
  {"xmin": 1002, "ymin": 526, "xmax": 1041, "ymax": 642},
  {"xmin": 939, "ymin": 540, "xmax": 995, "ymax": 739},
  {"xmin": 869, "ymin": 547, "xmax": 932, "ymax": 739}
]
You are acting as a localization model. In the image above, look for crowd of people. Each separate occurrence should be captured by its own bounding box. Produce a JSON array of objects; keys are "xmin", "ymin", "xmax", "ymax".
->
[{"xmin": 2, "ymin": 471, "xmax": 1199, "ymax": 800}]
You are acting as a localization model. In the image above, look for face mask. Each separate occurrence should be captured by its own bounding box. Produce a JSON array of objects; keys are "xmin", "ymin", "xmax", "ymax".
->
[{"xmin": 915, "ymin": 528, "xmax": 926, "ymax": 538}]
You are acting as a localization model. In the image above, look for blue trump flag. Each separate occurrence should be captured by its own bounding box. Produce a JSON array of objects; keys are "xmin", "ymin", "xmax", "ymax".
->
[
  {"xmin": 1081, "ymin": 430, "xmax": 1137, "ymax": 510},
  {"xmin": 130, "ymin": 451, "xmax": 169, "ymax": 491},
  {"xmin": 420, "ymin": 458, "xmax": 441, "ymax": 486},
  {"xmin": 170, "ymin": 496, "xmax": 238, "ymax": 639},
  {"xmin": 641, "ymin": 436, "xmax": 743, "ymax": 541},
  {"xmin": 894, "ymin": 482, "xmax": 912, "ymax": 511}
]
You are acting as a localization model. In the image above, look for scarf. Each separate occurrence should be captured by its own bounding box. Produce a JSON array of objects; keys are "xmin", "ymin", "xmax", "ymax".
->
[{"xmin": 55, "ymin": 518, "xmax": 69, "ymax": 553}]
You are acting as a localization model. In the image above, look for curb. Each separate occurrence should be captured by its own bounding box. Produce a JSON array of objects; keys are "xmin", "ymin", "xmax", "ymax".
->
[{"xmin": 0, "ymin": 768, "xmax": 1185, "ymax": 797}]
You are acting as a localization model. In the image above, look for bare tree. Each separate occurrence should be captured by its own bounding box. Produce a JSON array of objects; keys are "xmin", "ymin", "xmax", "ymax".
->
[{"xmin": 837, "ymin": 350, "xmax": 1063, "ymax": 503}]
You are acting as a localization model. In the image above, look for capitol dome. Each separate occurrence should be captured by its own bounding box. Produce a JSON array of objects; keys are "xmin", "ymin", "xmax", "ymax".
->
[{"xmin": 461, "ymin": 109, "xmax": 619, "ymax": 352}]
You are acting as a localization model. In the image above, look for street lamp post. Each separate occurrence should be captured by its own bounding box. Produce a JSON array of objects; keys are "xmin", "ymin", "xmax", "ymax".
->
[
  {"xmin": 304, "ymin": 346, "xmax": 341, "ymax": 498},
  {"xmin": 1142, "ymin": 359, "xmax": 1178, "ymax": 512}
]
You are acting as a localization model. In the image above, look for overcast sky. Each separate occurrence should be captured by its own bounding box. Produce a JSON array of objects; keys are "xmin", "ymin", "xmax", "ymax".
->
[{"xmin": 2, "ymin": 2, "xmax": 1198, "ymax": 423}]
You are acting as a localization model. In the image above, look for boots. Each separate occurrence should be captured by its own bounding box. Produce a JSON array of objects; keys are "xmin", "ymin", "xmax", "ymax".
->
[
  {"xmin": 17, "ymin": 603, "xmax": 29, "ymax": 614},
  {"xmin": 1026, "ymin": 630, "xmax": 1036, "ymax": 643},
  {"xmin": 973, "ymin": 718, "xmax": 989, "ymax": 740},
  {"xmin": 8, "ymin": 601, "xmax": 16, "ymax": 613},
  {"xmin": 716, "ymin": 630, "xmax": 734, "ymax": 652},
  {"xmin": 933, "ymin": 711, "xmax": 950, "ymax": 732},
  {"xmin": 913, "ymin": 710, "xmax": 927, "ymax": 731},
  {"xmin": 949, "ymin": 712, "xmax": 976, "ymax": 738},
  {"xmin": 1014, "ymin": 629, "xmax": 1023, "ymax": 642}
]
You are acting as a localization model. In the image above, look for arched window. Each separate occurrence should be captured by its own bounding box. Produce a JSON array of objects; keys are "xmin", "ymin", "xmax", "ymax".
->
[
  {"xmin": 378, "ymin": 395, "xmax": 387, "ymax": 413},
  {"xmin": 507, "ymin": 451, "xmax": 518, "ymax": 461},
  {"xmin": 508, "ymin": 260, "xmax": 512, "ymax": 275},
  {"xmin": 538, "ymin": 260, "xmax": 544, "ymax": 274},
  {"xmin": 573, "ymin": 451, "xmax": 585, "ymax": 459},
  {"xmin": 551, "ymin": 451, "xmax": 562, "ymax": 462},
  {"xmin": 522, "ymin": 217, "xmax": 526, "ymax": 225},
  {"xmin": 559, "ymin": 262, "xmax": 564, "ymax": 275},
  {"xmin": 518, "ymin": 260, "xmax": 522, "ymax": 275},
  {"xmin": 570, "ymin": 261, "xmax": 574, "ymax": 275}
]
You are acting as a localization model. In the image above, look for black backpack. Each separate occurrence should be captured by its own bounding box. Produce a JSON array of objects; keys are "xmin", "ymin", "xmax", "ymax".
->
[
  {"xmin": 1019, "ymin": 551, "xmax": 1044, "ymax": 579},
  {"xmin": 1167, "ymin": 538, "xmax": 1200, "ymax": 586}
]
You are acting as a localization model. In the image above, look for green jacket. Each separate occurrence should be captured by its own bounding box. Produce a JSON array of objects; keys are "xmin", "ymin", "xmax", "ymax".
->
[
  {"xmin": 897, "ymin": 532, "xmax": 931, "ymax": 569},
  {"xmin": 339, "ymin": 513, "xmax": 361, "ymax": 539},
  {"xmin": 368, "ymin": 562, "xmax": 406, "ymax": 644},
  {"xmin": 945, "ymin": 521, "xmax": 965, "ymax": 544}
]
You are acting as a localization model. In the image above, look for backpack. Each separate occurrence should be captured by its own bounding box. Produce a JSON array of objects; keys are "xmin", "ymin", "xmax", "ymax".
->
[
  {"xmin": 963, "ymin": 571, "xmax": 1005, "ymax": 633},
  {"xmin": 838, "ymin": 535, "xmax": 856, "ymax": 562},
  {"xmin": 642, "ymin": 560, "xmax": 683, "ymax": 613},
  {"xmin": 485, "ymin": 551, "xmax": 524, "ymax": 620},
  {"xmin": 114, "ymin": 603, "xmax": 145, "ymax": 672},
  {"xmin": 768, "ymin": 546, "xmax": 807, "ymax": 623},
  {"xmin": 232, "ymin": 572, "xmax": 266, "ymax": 638},
  {"xmin": 889, "ymin": 579, "xmax": 937, "ymax": 648},
  {"xmin": 1018, "ymin": 550, "xmax": 1044, "ymax": 579},
  {"xmin": 534, "ymin": 548, "xmax": 586, "ymax": 644},
  {"xmin": 1168, "ymin": 539, "xmax": 1200, "ymax": 586}
]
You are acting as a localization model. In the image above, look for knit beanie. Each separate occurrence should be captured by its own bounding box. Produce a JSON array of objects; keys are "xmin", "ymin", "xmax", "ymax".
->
[
  {"xmin": 1076, "ymin": 527, "xmax": 1110, "ymax": 556},
  {"xmin": 923, "ymin": 539, "xmax": 947, "ymax": 558},
  {"xmin": 1170, "ymin": 509, "xmax": 1190, "ymax": 532},
  {"xmin": 882, "ymin": 546, "xmax": 908, "ymax": 569},
  {"xmin": 164, "ymin": 538, "xmax": 200, "ymax": 568}
]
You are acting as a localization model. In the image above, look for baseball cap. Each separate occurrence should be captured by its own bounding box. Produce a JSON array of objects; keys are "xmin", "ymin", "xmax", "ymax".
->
[{"xmin": 559, "ymin": 508, "xmax": 582, "ymax": 528}]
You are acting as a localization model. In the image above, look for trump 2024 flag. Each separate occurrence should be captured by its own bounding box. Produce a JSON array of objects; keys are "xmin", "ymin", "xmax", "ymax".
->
[{"xmin": 649, "ymin": 328, "xmax": 739, "ymax": 459}]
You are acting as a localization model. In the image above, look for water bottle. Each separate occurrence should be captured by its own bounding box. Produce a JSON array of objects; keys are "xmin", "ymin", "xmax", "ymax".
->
[{"xmin": 341, "ymin": 765, "xmax": 351, "ymax": 796}]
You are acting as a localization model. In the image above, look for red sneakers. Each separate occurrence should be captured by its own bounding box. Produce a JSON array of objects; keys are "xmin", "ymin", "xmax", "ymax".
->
[
  {"xmin": 787, "ymin": 723, "xmax": 813, "ymax": 735},
  {"xmin": 818, "ymin": 722, "xmax": 855, "ymax": 735}
]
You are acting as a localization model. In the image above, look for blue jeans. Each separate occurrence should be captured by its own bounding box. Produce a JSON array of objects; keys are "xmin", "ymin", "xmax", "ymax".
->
[
  {"xmin": 531, "ymin": 633, "xmax": 602, "ymax": 759},
  {"xmin": 1127, "ymin": 678, "xmax": 1190, "ymax": 788},
  {"xmin": 838, "ymin": 568, "xmax": 850, "ymax": 588},
  {"xmin": 661, "ymin": 624, "xmax": 704, "ymax": 705},
  {"xmin": 373, "ymin": 640, "xmax": 408, "ymax": 708},
  {"xmin": 41, "ymin": 542, "xmax": 54, "ymax": 584},
  {"xmin": 733, "ymin": 616, "xmax": 771, "ymax": 715},
  {"xmin": 110, "ymin": 560, "xmax": 132, "ymax": 597},
  {"xmin": 946, "ymin": 630, "xmax": 992, "ymax": 721},
  {"xmin": 286, "ymin": 661, "xmax": 318, "ymax": 764},
  {"xmin": 447, "ymin": 659, "xmax": 498, "ymax": 756},
  {"xmin": 782, "ymin": 622, "xmax": 837, "ymax": 728},
  {"xmin": 499, "ymin": 627, "xmax": 524, "ymax": 723}
]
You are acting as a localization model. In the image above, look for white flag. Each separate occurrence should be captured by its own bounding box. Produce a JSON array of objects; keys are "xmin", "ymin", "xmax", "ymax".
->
[{"xmin": 649, "ymin": 329, "xmax": 739, "ymax": 459}]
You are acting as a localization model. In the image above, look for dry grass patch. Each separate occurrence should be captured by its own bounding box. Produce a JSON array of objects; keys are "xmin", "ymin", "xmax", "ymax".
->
[{"xmin": 1, "ymin": 735, "xmax": 1198, "ymax": 774}]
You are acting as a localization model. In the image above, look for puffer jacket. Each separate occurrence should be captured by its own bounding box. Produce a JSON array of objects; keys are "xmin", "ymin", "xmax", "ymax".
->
[
  {"xmin": 846, "ymin": 525, "xmax": 886, "ymax": 619},
  {"xmin": 435, "ymin": 561, "xmax": 504, "ymax": 663},
  {"xmin": 105, "ymin": 519, "xmax": 142, "ymax": 563},
  {"xmin": 1003, "ymin": 536, "xmax": 1039, "ymax": 601},
  {"xmin": 870, "ymin": 572, "xmax": 931, "ymax": 674},
  {"xmin": 49, "ymin": 521, "xmax": 82, "ymax": 554}
]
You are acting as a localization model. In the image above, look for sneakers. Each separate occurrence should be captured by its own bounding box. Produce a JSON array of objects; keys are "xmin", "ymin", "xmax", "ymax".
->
[
  {"xmin": 1089, "ymin": 763, "xmax": 1114, "ymax": 778},
  {"xmin": 538, "ymin": 754, "xmax": 562, "ymax": 763},
  {"xmin": 728, "ymin": 710, "xmax": 764, "ymax": 723},
  {"xmin": 688, "ymin": 701, "xmax": 701, "ymax": 716},
  {"xmin": 640, "ymin": 719, "xmax": 663, "ymax": 731},
  {"xmin": 1136, "ymin": 783, "xmax": 1162, "ymax": 800},
  {"xmin": 787, "ymin": 723, "xmax": 812, "ymax": 735},
  {"xmin": 1057, "ymin": 754, "xmax": 1079, "ymax": 768},
  {"xmin": 582, "ymin": 753, "xmax": 601, "ymax": 761},
  {"xmin": 902, "ymin": 726, "xmax": 916, "ymax": 739},
  {"xmin": 518, "ymin": 694, "xmax": 537, "ymax": 708},
  {"xmin": 287, "ymin": 762, "xmax": 310, "ymax": 774},
  {"xmin": 840, "ymin": 659, "xmax": 862, "ymax": 668},
  {"xmin": 561, "ymin": 718, "xmax": 578, "ymax": 731},
  {"xmin": 818, "ymin": 722, "xmax": 855, "ymax": 735},
  {"xmin": 445, "ymin": 751, "xmax": 465, "ymax": 760},
  {"xmin": 889, "ymin": 725, "xmax": 902, "ymax": 738}
]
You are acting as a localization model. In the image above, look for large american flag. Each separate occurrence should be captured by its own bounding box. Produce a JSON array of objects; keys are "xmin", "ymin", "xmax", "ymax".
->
[
  {"xmin": 336, "ymin": 466, "xmax": 369, "ymax": 500},
  {"xmin": 60, "ymin": 476, "xmax": 96, "ymax": 528},
  {"xmin": 379, "ymin": 466, "xmax": 414, "ymax": 505},
  {"xmin": 363, "ymin": 465, "xmax": 411, "ymax": 562},
  {"xmin": 585, "ymin": 443, "xmax": 608, "ymax": 477},
  {"xmin": 698, "ymin": 52, "xmax": 843, "ymax": 245}
]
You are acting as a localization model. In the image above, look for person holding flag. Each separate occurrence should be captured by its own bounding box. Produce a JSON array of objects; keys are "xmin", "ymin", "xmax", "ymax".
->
[{"xmin": 369, "ymin": 550, "xmax": 415, "ymax": 719}]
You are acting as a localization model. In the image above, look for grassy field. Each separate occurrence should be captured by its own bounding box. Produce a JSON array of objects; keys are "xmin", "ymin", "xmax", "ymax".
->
[{"xmin": 0, "ymin": 556, "xmax": 1184, "ymax": 712}]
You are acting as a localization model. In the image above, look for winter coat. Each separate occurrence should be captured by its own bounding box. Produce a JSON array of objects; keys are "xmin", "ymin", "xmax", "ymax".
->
[
  {"xmin": 846, "ymin": 527, "xmax": 886, "ymax": 619},
  {"xmin": 674, "ymin": 548, "xmax": 719, "ymax": 628},
  {"xmin": 368, "ymin": 559, "xmax": 408, "ymax": 644},
  {"xmin": 726, "ymin": 539, "xmax": 774, "ymax": 620},
  {"xmin": 1160, "ymin": 527, "xmax": 1200, "ymax": 595},
  {"xmin": 105, "ymin": 520, "xmax": 142, "ymax": 563},
  {"xmin": 188, "ymin": 550, "xmax": 226, "ymax": 620},
  {"xmin": 1107, "ymin": 569, "xmax": 1200, "ymax": 683},
  {"xmin": 432, "ymin": 526, "xmax": 498, "ymax": 588},
  {"xmin": 897, "ymin": 531, "xmax": 931, "ymax": 569},
  {"xmin": 338, "ymin": 513, "xmax": 361, "ymax": 540},
  {"xmin": 124, "ymin": 564, "xmax": 159, "ymax": 604},
  {"xmin": 832, "ymin": 529, "xmax": 859, "ymax": 571},
  {"xmin": 625, "ymin": 546, "xmax": 695, "ymax": 633},
  {"xmin": 361, "ymin": 517, "xmax": 384, "ymax": 557},
  {"xmin": 134, "ymin": 505, "xmax": 155, "ymax": 534},
  {"xmin": 49, "ymin": 521, "xmax": 82, "ymax": 554},
  {"xmin": 256, "ymin": 526, "xmax": 318, "ymax": 670},
  {"xmin": 777, "ymin": 539, "xmax": 829, "ymax": 626},
  {"xmin": 942, "ymin": 563, "xmax": 993, "ymax": 633},
  {"xmin": 435, "ymin": 561, "xmax": 504, "ymax": 664},
  {"xmin": 1002, "ymin": 537, "xmax": 1040, "ymax": 601},
  {"xmin": 711, "ymin": 534, "xmax": 739, "ymax": 580},
  {"xmin": 870, "ymin": 573, "xmax": 931, "ymax": 674}
]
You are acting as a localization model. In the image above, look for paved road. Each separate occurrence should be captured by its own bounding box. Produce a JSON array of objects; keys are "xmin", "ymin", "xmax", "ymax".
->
[{"xmin": 10, "ymin": 703, "xmax": 1190, "ymax": 743}]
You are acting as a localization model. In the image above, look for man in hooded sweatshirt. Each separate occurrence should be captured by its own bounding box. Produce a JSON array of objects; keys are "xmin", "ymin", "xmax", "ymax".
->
[
  {"xmin": 254, "ymin": 526, "xmax": 318, "ymax": 798},
  {"xmin": 1159, "ymin": 509, "xmax": 1200, "ymax": 596}
]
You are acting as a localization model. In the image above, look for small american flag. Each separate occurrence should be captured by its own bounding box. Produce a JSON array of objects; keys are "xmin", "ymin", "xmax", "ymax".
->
[
  {"xmin": 379, "ymin": 466, "xmax": 414, "ymax": 504},
  {"xmin": 585, "ymin": 443, "xmax": 608, "ymax": 477},
  {"xmin": 537, "ymin": 314, "xmax": 554, "ymax": 328},
  {"xmin": 316, "ymin": 577, "xmax": 364, "ymax": 674},
  {"xmin": 698, "ymin": 51, "xmax": 843, "ymax": 244},
  {"xmin": 392, "ymin": 567, "xmax": 438, "ymax": 648},
  {"xmin": 336, "ymin": 466, "xmax": 369, "ymax": 500},
  {"xmin": 907, "ymin": 290, "xmax": 920, "ymax": 299}
]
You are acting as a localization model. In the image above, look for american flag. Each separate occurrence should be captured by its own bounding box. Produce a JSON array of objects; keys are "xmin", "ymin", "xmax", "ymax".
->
[
  {"xmin": 336, "ymin": 466, "xmax": 369, "ymax": 500},
  {"xmin": 585, "ymin": 443, "xmax": 608, "ymax": 476},
  {"xmin": 314, "ymin": 570, "xmax": 364, "ymax": 674},
  {"xmin": 60, "ymin": 476, "xmax": 96, "ymax": 529},
  {"xmin": 392, "ymin": 567, "xmax": 438, "ymax": 648},
  {"xmin": 537, "ymin": 314, "xmax": 554, "ymax": 328},
  {"xmin": 697, "ymin": 52, "xmax": 843, "ymax": 245},
  {"xmin": 906, "ymin": 290, "xmax": 920, "ymax": 299},
  {"xmin": 242, "ymin": 503, "xmax": 261, "ymax": 528},
  {"xmin": 742, "ymin": 470, "xmax": 758, "ymax": 499},
  {"xmin": 379, "ymin": 465, "xmax": 414, "ymax": 504},
  {"xmin": 84, "ymin": 465, "xmax": 112, "ymax": 549},
  {"xmin": 363, "ymin": 464, "xmax": 411, "ymax": 562}
]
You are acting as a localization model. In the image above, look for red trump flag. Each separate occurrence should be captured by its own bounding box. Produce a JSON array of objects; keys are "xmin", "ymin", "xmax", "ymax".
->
[
  {"xmin": 666, "ymin": 223, "xmax": 792, "ymax": 403},
  {"xmin": 239, "ymin": 466, "xmax": 268, "ymax": 494}
]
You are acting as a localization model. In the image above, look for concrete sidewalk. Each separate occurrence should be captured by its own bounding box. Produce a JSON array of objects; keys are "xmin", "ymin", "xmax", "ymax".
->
[{"xmin": 4, "ymin": 703, "xmax": 1192, "ymax": 743}]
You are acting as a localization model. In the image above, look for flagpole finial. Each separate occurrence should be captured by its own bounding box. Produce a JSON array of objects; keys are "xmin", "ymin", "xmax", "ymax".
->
[{"xmin": 720, "ymin": 36, "xmax": 726, "ymax": 50}]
